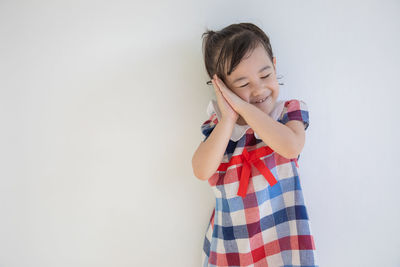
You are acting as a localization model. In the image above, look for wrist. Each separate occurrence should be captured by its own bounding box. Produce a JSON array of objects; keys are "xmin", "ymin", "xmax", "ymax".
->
[
  {"xmin": 220, "ymin": 117, "xmax": 237, "ymax": 126},
  {"xmin": 236, "ymin": 101, "xmax": 249, "ymax": 114}
]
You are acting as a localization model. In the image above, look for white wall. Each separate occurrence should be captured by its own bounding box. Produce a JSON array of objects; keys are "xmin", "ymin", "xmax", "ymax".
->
[{"xmin": 0, "ymin": 0, "xmax": 399, "ymax": 266}]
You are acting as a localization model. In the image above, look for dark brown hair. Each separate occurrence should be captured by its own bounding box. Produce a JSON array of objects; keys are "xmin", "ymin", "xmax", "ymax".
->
[{"xmin": 201, "ymin": 22, "xmax": 282, "ymax": 86}]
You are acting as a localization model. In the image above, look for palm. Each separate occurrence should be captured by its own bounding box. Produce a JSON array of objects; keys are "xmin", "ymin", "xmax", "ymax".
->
[
  {"xmin": 213, "ymin": 75, "xmax": 247, "ymax": 118},
  {"xmin": 212, "ymin": 79, "xmax": 239, "ymax": 122}
]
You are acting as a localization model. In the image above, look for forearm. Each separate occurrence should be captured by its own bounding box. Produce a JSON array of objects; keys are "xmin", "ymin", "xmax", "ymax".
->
[
  {"xmin": 238, "ymin": 103, "xmax": 298, "ymax": 159},
  {"xmin": 192, "ymin": 118, "xmax": 235, "ymax": 181}
]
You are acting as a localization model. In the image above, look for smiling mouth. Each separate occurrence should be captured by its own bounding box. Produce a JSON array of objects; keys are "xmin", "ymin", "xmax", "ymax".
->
[{"xmin": 251, "ymin": 95, "xmax": 269, "ymax": 104}]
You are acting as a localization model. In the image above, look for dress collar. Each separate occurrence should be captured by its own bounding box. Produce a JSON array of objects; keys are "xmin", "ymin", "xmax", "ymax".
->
[{"xmin": 207, "ymin": 99, "xmax": 285, "ymax": 141}]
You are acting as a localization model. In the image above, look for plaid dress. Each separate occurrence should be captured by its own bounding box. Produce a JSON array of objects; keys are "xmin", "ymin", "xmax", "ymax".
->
[{"xmin": 200, "ymin": 99, "xmax": 318, "ymax": 267}]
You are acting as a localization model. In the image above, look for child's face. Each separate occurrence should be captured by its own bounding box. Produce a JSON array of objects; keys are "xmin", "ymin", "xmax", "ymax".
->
[{"xmin": 224, "ymin": 43, "xmax": 279, "ymax": 120}]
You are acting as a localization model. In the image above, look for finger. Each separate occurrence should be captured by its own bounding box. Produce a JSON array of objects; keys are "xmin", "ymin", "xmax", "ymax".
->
[
  {"xmin": 214, "ymin": 77, "xmax": 222, "ymax": 90},
  {"xmin": 215, "ymin": 76, "xmax": 227, "ymax": 91},
  {"xmin": 212, "ymin": 79, "xmax": 222, "ymax": 95},
  {"xmin": 211, "ymin": 80, "xmax": 218, "ymax": 93},
  {"xmin": 219, "ymin": 89, "xmax": 230, "ymax": 104}
]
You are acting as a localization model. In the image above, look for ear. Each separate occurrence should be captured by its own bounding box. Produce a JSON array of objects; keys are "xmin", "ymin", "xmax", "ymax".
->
[{"xmin": 273, "ymin": 57, "xmax": 276, "ymax": 68}]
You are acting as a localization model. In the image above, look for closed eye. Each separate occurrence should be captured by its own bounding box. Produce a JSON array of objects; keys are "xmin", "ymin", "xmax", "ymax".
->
[{"xmin": 239, "ymin": 74, "xmax": 271, "ymax": 88}]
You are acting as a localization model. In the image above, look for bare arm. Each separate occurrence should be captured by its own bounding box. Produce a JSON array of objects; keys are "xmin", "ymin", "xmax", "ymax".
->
[
  {"xmin": 192, "ymin": 118, "xmax": 235, "ymax": 181},
  {"xmin": 238, "ymin": 102, "xmax": 304, "ymax": 159}
]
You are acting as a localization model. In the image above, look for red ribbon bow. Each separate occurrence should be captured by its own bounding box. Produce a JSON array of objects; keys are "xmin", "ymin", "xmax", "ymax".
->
[{"xmin": 237, "ymin": 147, "xmax": 278, "ymax": 197}]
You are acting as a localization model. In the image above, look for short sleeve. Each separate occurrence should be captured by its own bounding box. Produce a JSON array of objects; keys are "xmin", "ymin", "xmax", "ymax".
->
[
  {"xmin": 278, "ymin": 99, "xmax": 309, "ymax": 130},
  {"xmin": 200, "ymin": 111, "xmax": 219, "ymax": 142}
]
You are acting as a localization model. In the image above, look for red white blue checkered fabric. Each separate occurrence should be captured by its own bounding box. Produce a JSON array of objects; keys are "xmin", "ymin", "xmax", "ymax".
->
[{"xmin": 200, "ymin": 99, "xmax": 318, "ymax": 267}]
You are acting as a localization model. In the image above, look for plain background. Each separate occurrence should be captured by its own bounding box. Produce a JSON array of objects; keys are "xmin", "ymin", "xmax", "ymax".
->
[{"xmin": 1, "ymin": 0, "xmax": 399, "ymax": 266}]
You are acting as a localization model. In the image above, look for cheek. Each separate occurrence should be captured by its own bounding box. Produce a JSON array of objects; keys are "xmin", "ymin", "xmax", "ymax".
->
[
  {"xmin": 266, "ymin": 80, "xmax": 279, "ymax": 92},
  {"xmin": 271, "ymin": 79, "xmax": 280, "ymax": 88},
  {"xmin": 235, "ymin": 92, "xmax": 249, "ymax": 101}
]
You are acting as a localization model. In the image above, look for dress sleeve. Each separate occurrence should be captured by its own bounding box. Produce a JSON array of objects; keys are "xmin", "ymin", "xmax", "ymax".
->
[
  {"xmin": 200, "ymin": 111, "xmax": 219, "ymax": 142},
  {"xmin": 278, "ymin": 99, "xmax": 310, "ymax": 130}
]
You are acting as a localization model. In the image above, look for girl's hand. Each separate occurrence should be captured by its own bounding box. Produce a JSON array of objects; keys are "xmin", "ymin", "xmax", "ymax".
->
[
  {"xmin": 213, "ymin": 74, "xmax": 247, "ymax": 115},
  {"xmin": 211, "ymin": 75, "xmax": 239, "ymax": 123}
]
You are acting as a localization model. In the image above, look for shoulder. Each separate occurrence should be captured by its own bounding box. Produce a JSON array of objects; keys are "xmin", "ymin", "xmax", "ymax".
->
[
  {"xmin": 283, "ymin": 99, "xmax": 308, "ymax": 110},
  {"xmin": 279, "ymin": 99, "xmax": 310, "ymax": 130}
]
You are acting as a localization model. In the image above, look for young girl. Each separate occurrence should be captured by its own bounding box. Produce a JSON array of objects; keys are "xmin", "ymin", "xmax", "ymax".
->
[{"xmin": 192, "ymin": 23, "xmax": 318, "ymax": 267}]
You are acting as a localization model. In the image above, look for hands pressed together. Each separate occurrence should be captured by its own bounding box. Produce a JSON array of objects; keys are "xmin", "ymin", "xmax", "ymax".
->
[{"xmin": 211, "ymin": 74, "xmax": 248, "ymax": 124}]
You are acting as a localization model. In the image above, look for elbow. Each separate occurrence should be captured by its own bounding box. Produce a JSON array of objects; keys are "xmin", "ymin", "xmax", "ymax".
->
[
  {"xmin": 191, "ymin": 156, "xmax": 209, "ymax": 181},
  {"xmin": 192, "ymin": 167, "xmax": 211, "ymax": 181},
  {"xmin": 282, "ymin": 123, "xmax": 305, "ymax": 159},
  {"xmin": 286, "ymin": 134, "xmax": 304, "ymax": 159},
  {"xmin": 192, "ymin": 166, "xmax": 212, "ymax": 182},
  {"xmin": 193, "ymin": 171, "xmax": 210, "ymax": 182},
  {"xmin": 287, "ymin": 152, "xmax": 299, "ymax": 160},
  {"xmin": 282, "ymin": 144, "xmax": 302, "ymax": 160},
  {"xmin": 282, "ymin": 151, "xmax": 296, "ymax": 160},
  {"xmin": 192, "ymin": 167, "xmax": 205, "ymax": 181},
  {"xmin": 286, "ymin": 146, "xmax": 302, "ymax": 159},
  {"xmin": 195, "ymin": 174, "xmax": 209, "ymax": 181}
]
